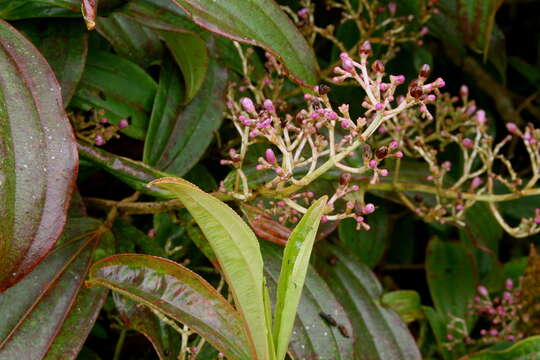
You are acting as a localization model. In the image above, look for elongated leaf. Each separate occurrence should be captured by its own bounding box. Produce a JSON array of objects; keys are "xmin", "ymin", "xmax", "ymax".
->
[
  {"xmin": 0, "ymin": 218, "xmax": 107, "ymax": 359},
  {"xmin": 160, "ymin": 31, "xmax": 208, "ymax": 104},
  {"xmin": 426, "ymin": 238, "xmax": 477, "ymax": 320},
  {"xmin": 0, "ymin": 20, "xmax": 78, "ymax": 291},
  {"xmin": 149, "ymin": 177, "xmax": 269, "ymax": 360},
  {"xmin": 315, "ymin": 245, "xmax": 422, "ymax": 360},
  {"xmin": 459, "ymin": 336, "xmax": 540, "ymax": 360},
  {"xmin": 381, "ymin": 290, "xmax": 423, "ymax": 324},
  {"xmin": 87, "ymin": 254, "xmax": 251, "ymax": 360},
  {"xmin": 77, "ymin": 141, "xmax": 174, "ymax": 198},
  {"xmin": 339, "ymin": 209, "xmax": 390, "ymax": 268},
  {"xmin": 82, "ymin": 0, "xmax": 98, "ymax": 30},
  {"xmin": 71, "ymin": 50, "xmax": 157, "ymax": 139},
  {"xmin": 114, "ymin": 294, "xmax": 180, "ymax": 360},
  {"xmin": 273, "ymin": 196, "xmax": 327, "ymax": 360},
  {"xmin": 96, "ymin": 13, "xmax": 164, "ymax": 68},
  {"xmin": 17, "ymin": 19, "xmax": 88, "ymax": 105},
  {"xmin": 170, "ymin": 0, "xmax": 318, "ymax": 85},
  {"xmin": 119, "ymin": 0, "xmax": 198, "ymax": 33},
  {"xmin": 0, "ymin": 1, "xmax": 79, "ymax": 19},
  {"xmin": 262, "ymin": 243, "xmax": 354, "ymax": 360},
  {"xmin": 144, "ymin": 56, "xmax": 226, "ymax": 176}
]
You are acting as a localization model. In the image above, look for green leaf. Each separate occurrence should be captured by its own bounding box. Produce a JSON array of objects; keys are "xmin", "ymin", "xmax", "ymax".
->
[
  {"xmin": 315, "ymin": 245, "xmax": 422, "ymax": 360},
  {"xmin": 0, "ymin": 218, "xmax": 108, "ymax": 359},
  {"xmin": 426, "ymin": 238, "xmax": 477, "ymax": 320},
  {"xmin": 273, "ymin": 196, "xmax": 327, "ymax": 360},
  {"xmin": 113, "ymin": 294, "xmax": 181, "ymax": 360},
  {"xmin": 0, "ymin": 0, "xmax": 79, "ymax": 19},
  {"xmin": 87, "ymin": 254, "xmax": 251, "ymax": 360},
  {"xmin": 160, "ymin": 31, "xmax": 208, "ymax": 104},
  {"xmin": 0, "ymin": 19, "xmax": 78, "ymax": 291},
  {"xmin": 71, "ymin": 50, "xmax": 157, "ymax": 140},
  {"xmin": 262, "ymin": 243, "xmax": 354, "ymax": 360},
  {"xmin": 17, "ymin": 19, "xmax": 88, "ymax": 105},
  {"xmin": 459, "ymin": 335, "xmax": 540, "ymax": 360},
  {"xmin": 381, "ymin": 290, "xmax": 424, "ymax": 324},
  {"xmin": 112, "ymin": 220, "xmax": 165, "ymax": 257},
  {"xmin": 148, "ymin": 177, "xmax": 269, "ymax": 360},
  {"xmin": 77, "ymin": 141, "xmax": 175, "ymax": 199},
  {"xmin": 96, "ymin": 13, "xmax": 164, "ymax": 68},
  {"xmin": 508, "ymin": 56, "xmax": 540, "ymax": 89},
  {"xmin": 143, "ymin": 56, "xmax": 227, "ymax": 176},
  {"xmin": 338, "ymin": 209, "xmax": 390, "ymax": 268},
  {"xmin": 119, "ymin": 0, "xmax": 198, "ymax": 33},
  {"xmin": 170, "ymin": 0, "xmax": 318, "ymax": 85}
]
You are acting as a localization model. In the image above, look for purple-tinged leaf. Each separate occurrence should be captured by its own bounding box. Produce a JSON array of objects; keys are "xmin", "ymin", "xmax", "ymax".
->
[
  {"xmin": 87, "ymin": 254, "xmax": 252, "ymax": 360},
  {"xmin": 82, "ymin": 0, "xmax": 98, "ymax": 30},
  {"xmin": 0, "ymin": 1, "xmax": 80, "ymax": 19},
  {"xmin": 0, "ymin": 218, "xmax": 108, "ymax": 359},
  {"xmin": 0, "ymin": 19, "xmax": 78, "ymax": 291}
]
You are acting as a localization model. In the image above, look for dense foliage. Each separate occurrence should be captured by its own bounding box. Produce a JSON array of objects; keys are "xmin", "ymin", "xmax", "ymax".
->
[{"xmin": 0, "ymin": 0, "xmax": 539, "ymax": 359}]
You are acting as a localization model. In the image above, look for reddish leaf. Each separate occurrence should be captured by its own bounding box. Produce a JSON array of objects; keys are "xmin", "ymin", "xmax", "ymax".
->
[
  {"xmin": 82, "ymin": 0, "xmax": 98, "ymax": 30},
  {"xmin": 0, "ymin": 20, "xmax": 78, "ymax": 291}
]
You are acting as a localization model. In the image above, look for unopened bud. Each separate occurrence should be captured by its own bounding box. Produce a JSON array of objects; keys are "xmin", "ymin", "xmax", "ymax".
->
[
  {"xmin": 460, "ymin": 85, "xmax": 469, "ymax": 98},
  {"xmin": 118, "ymin": 119, "xmax": 129, "ymax": 129},
  {"xmin": 371, "ymin": 60, "xmax": 385, "ymax": 73},
  {"xmin": 359, "ymin": 41, "xmax": 372, "ymax": 56},
  {"xmin": 506, "ymin": 122, "xmax": 518, "ymax": 134},
  {"xmin": 95, "ymin": 135, "xmax": 105, "ymax": 146},
  {"xmin": 339, "ymin": 172, "xmax": 351, "ymax": 186},
  {"xmin": 477, "ymin": 285, "xmax": 489, "ymax": 297},
  {"xmin": 419, "ymin": 64, "xmax": 431, "ymax": 78},
  {"xmin": 475, "ymin": 110, "xmax": 486, "ymax": 124},
  {"xmin": 265, "ymin": 148, "xmax": 276, "ymax": 163},
  {"xmin": 388, "ymin": 2, "xmax": 397, "ymax": 15},
  {"xmin": 375, "ymin": 146, "xmax": 389, "ymax": 159},
  {"xmin": 363, "ymin": 203, "xmax": 375, "ymax": 214},
  {"xmin": 263, "ymin": 99, "xmax": 275, "ymax": 112},
  {"xmin": 240, "ymin": 97, "xmax": 255, "ymax": 113},
  {"xmin": 410, "ymin": 86, "xmax": 423, "ymax": 99},
  {"xmin": 318, "ymin": 84, "xmax": 331, "ymax": 95}
]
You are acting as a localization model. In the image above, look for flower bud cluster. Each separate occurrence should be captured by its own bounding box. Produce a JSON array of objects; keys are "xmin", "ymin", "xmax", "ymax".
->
[{"xmin": 70, "ymin": 108, "xmax": 129, "ymax": 146}]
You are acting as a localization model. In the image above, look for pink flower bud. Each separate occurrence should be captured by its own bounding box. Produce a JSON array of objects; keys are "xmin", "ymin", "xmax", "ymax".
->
[
  {"xmin": 489, "ymin": 329, "xmax": 498, "ymax": 337},
  {"xmin": 375, "ymin": 103, "xmax": 384, "ymax": 111},
  {"xmin": 455, "ymin": 204, "xmax": 464, "ymax": 211},
  {"xmin": 147, "ymin": 228, "xmax": 157, "ymax": 237},
  {"xmin": 462, "ymin": 138, "xmax": 474, "ymax": 148},
  {"xmin": 304, "ymin": 93, "xmax": 312, "ymax": 100},
  {"xmin": 477, "ymin": 285, "xmax": 489, "ymax": 297},
  {"xmin": 95, "ymin": 135, "xmax": 105, "ymax": 146},
  {"xmin": 389, "ymin": 140, "xmax": 399, "ymax": 149},
  {"xmin": 505, "ymin": 278, "xmax": 513, "ymax": 290},
  {"xmin": 363, "ymin": 203, "xmax": 375, "ymax": 214},
  {"xmin": 255, "ymin": 164, "xmax": 264, "ymax": 171},
  {"xmin": 340, "ymin": 54, "xmax": 355, "ymax": 72},
  {"xmin": 503, "ymin": 291, "xmax": 512, "ymax": 301},
  {"xmin": 471, "ymin": 177, "xmax": 483, "ymax": 190},
  {"xmin": 465, "ymin": 105, "xmax": 476, "ymax": 115},
  {"xmin": 475, "ymin": 110, "xmax": 486, "ymax": 124},
  {"xmin": 263, "ymin": 99, "xmax": 274, "ymax": 112},
  {"xmin": 420, "ymin": 26, "xmax": 429, "ymax": 36},
  {"xmin": 100, "ymin": 117, "xmax": 109, "ymax": 124},
  {"xmin": 460, "ymin": 85, "xmax": 469, "ymax": 98},
  {"xmin": 240, "ymin": 97, "xmax": 255, "ymax": 113},
  {"xmin": 394, "ymin": 151, "xmax": 404, "ymax": 159},
  {"xmin": 369, "ymin": 160, "xmax": 378, "ymax": 168},
  {"xmin": 380, "ymin": 83, "xmax": 389, "ymax": 91},
  {"xmin": 326, "ymin": 110, "xmax": 338, "ymax": 120},
  {"xmin": 379, "ymin": 169, "xmax": 389, "ymax": 176},
  {"xmin": 351, "ymin": 185, "xmax": 359, "ymax": 191},
  {"xmin": 298, "ymin": 7, "xmax": 309, "ymax": 19},
  {"xmin": 388, "ymin": 2, "xmax": 397, "ymax": 15},
  {"xmin": 118, "ymin": 119, "xmax": 129, "ymax": 129},
  {"xmin": 434, "ymin": 78, "xmax": 445, "ymax": 88},
  {"xmin": 321, "ymin": 215, "xmax": 328, "ymax": 223},
  {"xmin": 340, "ymin": 120, "xmax": 350, "ymax": 129},
  {"xmin": 249, "ymin": 129, "xmax": 259, "ymax": 137},
  {"xmin": 395, "ymin": 75, "xmax": 405, "ymax": 84},
  {"xmin": 442, "ymin": 161, "xmax": 452, "ymax": 170},
  {"xmin": 446, "ymin": 334, "xmax": 454, "ymax": 340},
  {"xmin": 265, "ymin": 148, "xmax": 276, "ymax": 163}
]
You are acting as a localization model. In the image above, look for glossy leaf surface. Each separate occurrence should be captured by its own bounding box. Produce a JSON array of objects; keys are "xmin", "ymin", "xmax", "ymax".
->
[
  {"xmin": 96, "ymin": 13, "xmax": 164, "ymax": 68},
  {"xmin": 316, "ymin": 245, "xmax": 422, "ymax": 360},
  {"xmin": 426, "ymin": 238, "xmax": 477, "ymax": 319},
  {"xmin": 149, "ymin": 177, "xmax": 269, "ymax": 360},
  {"xmin": 0, "ymin": 1, "xmax": 79, "ymax": 19},
  {"xmin": 273, "ymin": 197, "xmax": 327, "ymax": 360},
  {"xmin": 17, "ymin": 19, "xmax": 88, "ymax": 105},
  {"xmin": 0, "ymin": 19, "xmax": 78, "ymax": 291},
  {"xmin": 262, "ymin": 244, "xmax": 354, "ymax": 360},
  {"xmin": 71, "ymin": 50, "xmax": 157, "ymax": 140},
  {"xmin": 170, "ymin": 0, "xmax": 318, "ymax": 85},
  {"xmin": 144, "ymin": 57, "xmax": 226, "ymax": 176},
  {"xmin": 160, "ymin": 31, "xmax": 208, "ymax": 104},
  {"xmin": 88, "ymin": 254, "xmax": 251, "ymax": 360},
  {"xmin": 0, "ymin": 218, "xmax": 107, "ymax": 359}
]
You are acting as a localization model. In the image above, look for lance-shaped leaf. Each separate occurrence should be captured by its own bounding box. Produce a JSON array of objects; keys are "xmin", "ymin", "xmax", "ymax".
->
[
  {"xmin": 315, "ymin": 245, "xmax": 422, "ymax": 360},
  {"xmin": 459, "ymin": 335, "xmax": 540, "ymax": 360},
  {"xmin": 149, "ymin": 177, "xmax": 269, "ymax": 360},
  {"xmin": 17, "ymin": 19, "xmax": 88, "ymax": 106},
  {"xmin": 87, "ymin": 254, "xmax": 251, "ymax": 360},
  {"xmin": 0, "ymin": 19, "xmax": 78, "ymax": 291},
  {"xmin": 160, "ymin": 31, "xmax": 208, "ymax": 104},
  {"xmin": 71, "ymin": 50, "xmax": 157, "ymax": 140},
  {"xmin": 0, "ymin": 218, "xmax": 108, "ymax": 359},
  {"xmin": 143, "ymin": 56, "xmax": 226, "ymax": 176},
  {"xmin": 262, "ymin": 243, "xmax": 354, "ymax": 360},
  {"xmin": 272, "ymin": 196, "xmax": 327, "ymax": 360},
  {"xmin": 96, "ymin": 13, "xmax": 164, "ymax": 68},
  {"xmin": 0, "ymin": 1, "xmax": 80, "ymax": 19},
  {"xmin": 77, "ymin": 141, "xmax": 174, "ymax": 198},
  {"xmin": 170, "ymin": 0, "xmax": 318, "ymax": 85}
]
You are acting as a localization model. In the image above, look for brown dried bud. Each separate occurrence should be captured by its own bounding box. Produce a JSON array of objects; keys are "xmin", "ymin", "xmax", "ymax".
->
[
  {"xmin": 408, "ymin": 79, "xmax": 420, "ymax": 90},
  {"xmin": 340, "ymin": 172, "xmax": 352, "ymax": 186},
  {"xmin": 419, "ymin": 64, "xmax": 431, "ymax": 78},
  {"xmin": 359, "ymin": 41, "xmax": 372, "ymax": 56},
  {"xmin": 410, "ymin": 86, "xmax": 423, "ymax": 99},
  {"xmin": 375, "ymin": 146, "xmax": 389, "ymax": 159},
  {"xmin": 318, "ymin": 84, "xmax": 331, "ymax": 95},
  {"xmin": 371, "ymin": 60, "xmax": 385, "ymax": 73},
  {"xmin": 362, "ymin": 144, "xmax": 372, "ymax": 160}
]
